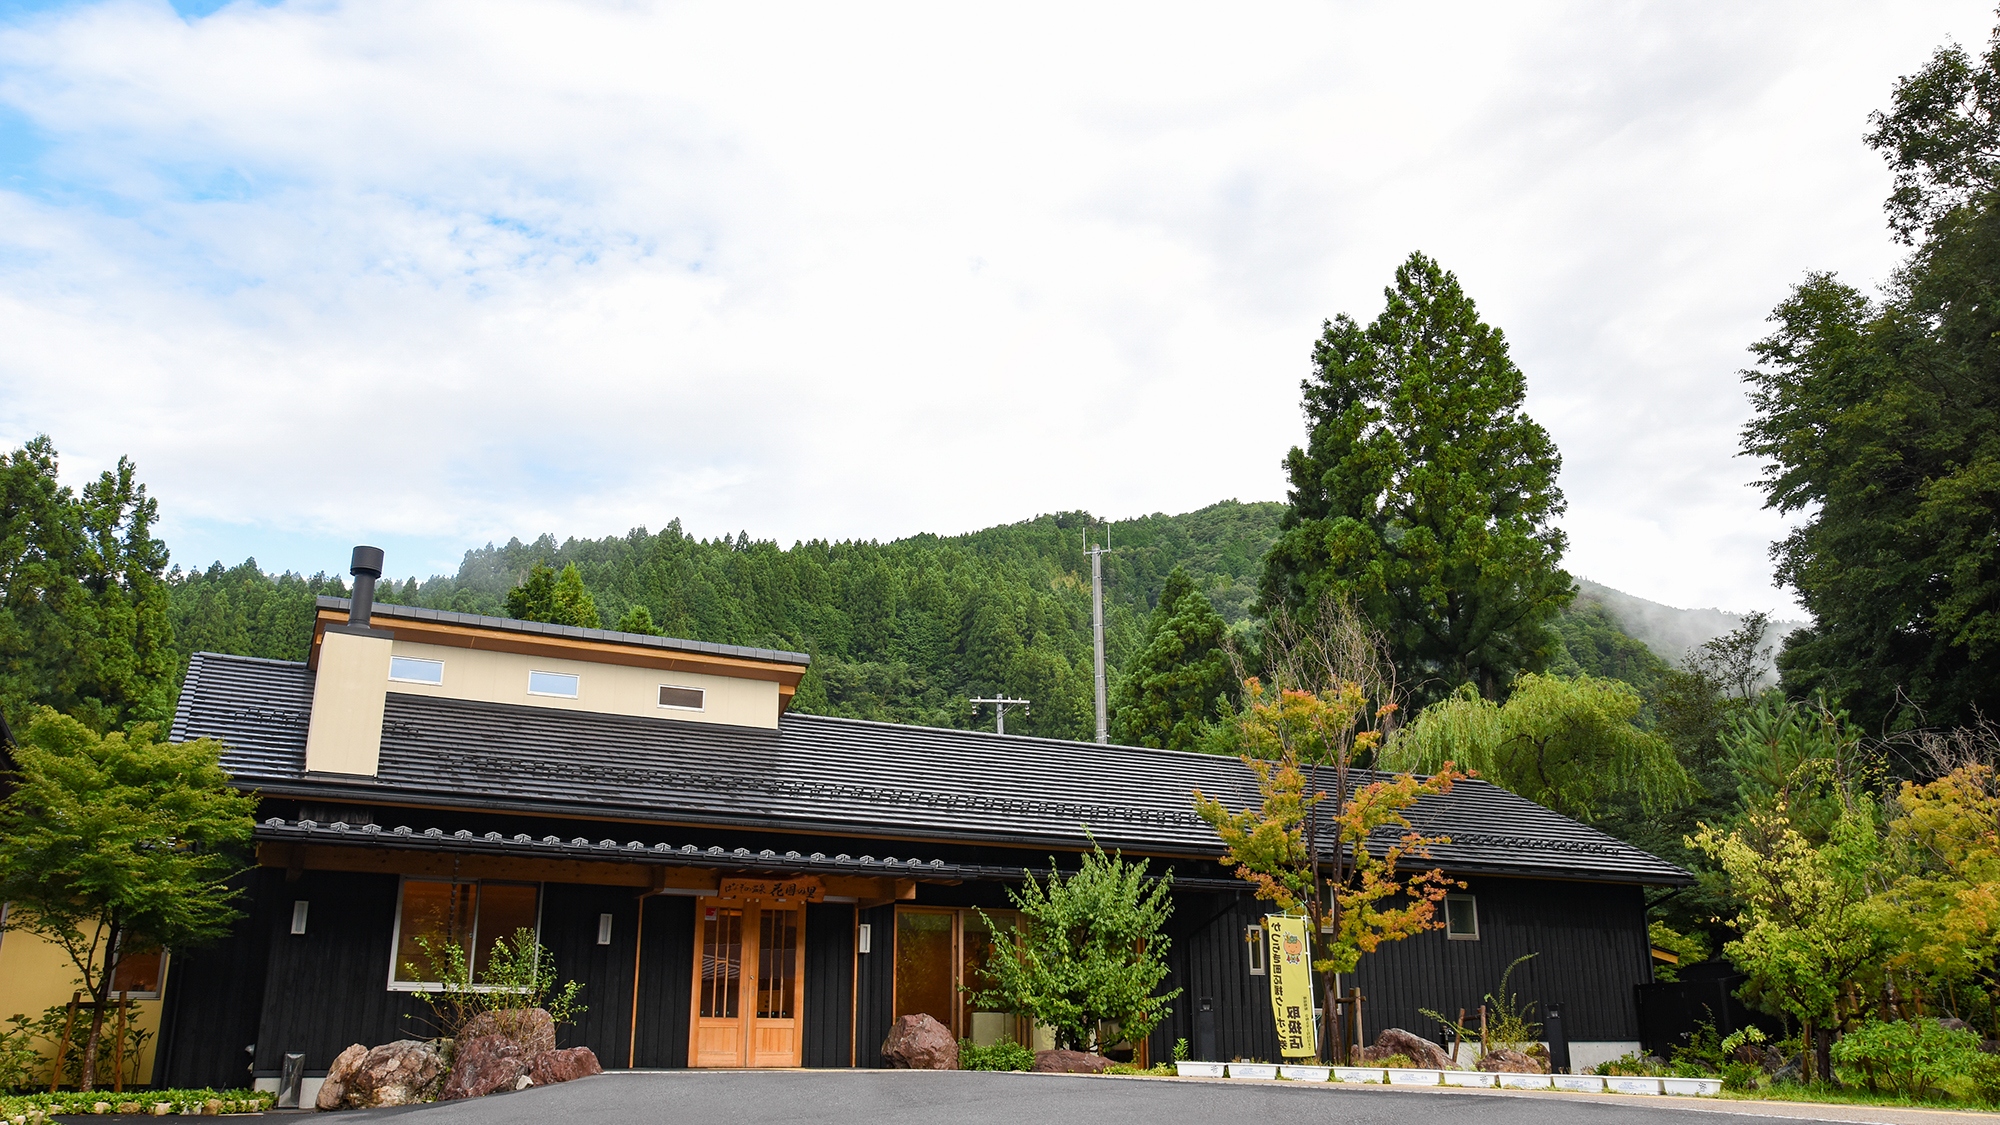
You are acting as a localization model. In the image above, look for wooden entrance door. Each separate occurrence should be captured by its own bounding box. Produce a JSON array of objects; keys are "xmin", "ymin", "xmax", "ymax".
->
[{"xmin": 690, "ymin": 902, "xmax": 805, "ymax": 1067}]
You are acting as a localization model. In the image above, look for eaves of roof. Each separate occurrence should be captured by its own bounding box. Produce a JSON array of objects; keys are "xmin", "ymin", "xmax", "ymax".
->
[{"xmin": 252, "ymin": 817, "xmax": 1250, "ymax": 891}]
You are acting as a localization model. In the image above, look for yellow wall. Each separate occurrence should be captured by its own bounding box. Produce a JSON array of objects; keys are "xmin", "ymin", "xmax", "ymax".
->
[
  {"xmin": 383, "ymin": 640, "xmax": 782, "ymax": 729},
  {"xmin": 0, "ymin": 919, "xmax": 166, "ymax": 1087}
]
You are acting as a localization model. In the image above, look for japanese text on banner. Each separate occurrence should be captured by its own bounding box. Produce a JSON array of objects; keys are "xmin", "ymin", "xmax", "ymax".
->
[{"xmin": 1265, "ymin": 915, "xmax": 1317, "ymax": 1058}]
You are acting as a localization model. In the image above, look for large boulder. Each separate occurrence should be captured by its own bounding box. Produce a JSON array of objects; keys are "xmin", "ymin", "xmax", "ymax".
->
[
  {"xmin": 1031, "ymin": 1050, "xmax": 1111, "ymax": 1074},
  {"xmin": 314, "ymin": 1044, "xmax": 368, "ymax": 1110},
  {"xmin": 443, "ymin": 1035, "xmax": 531, "ymax": 1100},
  {"xmin": 1361, "ymin": 1029, "xmax": 1451, "ymax": 1070},
  {"xmin": 332, "ymin": 1040, "xmax": 446, "ymax": 1108},
  {"xmin": 1477, "ymin": 1048, "xmax": 1546, "ymax": 1074},
  {"xmin": 460, "ymin": 1009, "xmax": 557, "ymax": 1057},
  {"xmin": 881, "ymin": 1014, "xmax": 957, "ymax": 1069},
  {"xmin": 530, "ymin": 1047, "xmax": 604, "ymax": 1086}
]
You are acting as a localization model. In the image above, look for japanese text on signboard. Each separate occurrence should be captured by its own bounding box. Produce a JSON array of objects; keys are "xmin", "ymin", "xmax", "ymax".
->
[{"xmin": 1265, "ymin": 915, "xmax": 1318, "ymax": 1058}]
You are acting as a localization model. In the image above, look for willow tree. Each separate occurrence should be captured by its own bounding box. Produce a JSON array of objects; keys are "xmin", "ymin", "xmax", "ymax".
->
[
  {"xmin": 1389, "ymin": 672, "xmax": 1692, "ymax": 823},
  {"xmin": 1259, "ymin": 252, "xmax": 1573, "ymax": 705}
]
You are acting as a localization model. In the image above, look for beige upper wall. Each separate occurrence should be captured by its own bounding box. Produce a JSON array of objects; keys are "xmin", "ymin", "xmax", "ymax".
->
[
  {"xmin": 382, "ymin": 640, "xmax": 781, "ymax": 729},
  {"xmin": 303, "ymin": 629, "xmax": 393, "ymax": 775}
]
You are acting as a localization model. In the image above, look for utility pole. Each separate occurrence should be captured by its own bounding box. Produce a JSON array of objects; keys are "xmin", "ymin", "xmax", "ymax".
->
[
  {"xmin": 1086, "ymin": 527, "xmax": 1109, "ymax": 743},
  {"xmin": 969, "ymin": 696, "xmax": 1031, "ymax": 735}
]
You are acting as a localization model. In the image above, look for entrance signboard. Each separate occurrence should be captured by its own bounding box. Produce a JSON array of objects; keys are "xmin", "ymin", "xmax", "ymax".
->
[
  {"xmin": 717, "ymin": 876, "xmax": 825, "ymax": 902},
  {"xmin": 1265, "ymin": 915, "xmax": 1318, "ymax": 1058}
]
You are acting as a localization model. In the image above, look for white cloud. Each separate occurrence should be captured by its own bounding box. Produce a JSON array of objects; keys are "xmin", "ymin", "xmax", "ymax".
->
[{"xmin": 0, "ymin": 0, "xmax": 1985, "ymax": 613}]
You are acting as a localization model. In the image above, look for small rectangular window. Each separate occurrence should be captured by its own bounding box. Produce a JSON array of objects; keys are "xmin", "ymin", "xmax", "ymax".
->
[
  {"xmin": 1446, "ymin": 894, "xmax": 1478, "ymax": 940},
  {"xmin": 658, "ymin": 684, "xmax": 705, "ymax": 711},
  {"xmin": 527, "ymin": 670, "xmax": 579, "ymax": 698},
  {"xmin": 1246, "ymin": 925, "xmax": 1266, "ymax": 975},
  {"xmin": 110, "ymin": 944, "xmax": 165, "ymax": 997},
  {"xmin": 389, "ymin": 656, "xmax": 444, "ymax": 684}
]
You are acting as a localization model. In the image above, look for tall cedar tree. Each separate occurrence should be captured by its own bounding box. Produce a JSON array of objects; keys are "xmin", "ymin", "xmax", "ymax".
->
[
  {"xmin": 1743, "ymin": 24, "xmax": 2000, "ymax": 730},
  {"xmin": 1260, "ymin": 253, "xmax": 1572, "ymax": 705},
  {"xmin": 0, "ymin": 709, "xmax": 254, "ymax": 1090},
  {"xmin": 1108, "ymin": 567, "xmax": 1233, "ymax": 752},
  {"xmin": 505, "ymin": 562, "xmax": 601, "ymax": 628},
  {"xmin": 0, "ymin": 436, "xmax": 176, "ymax": 731}
]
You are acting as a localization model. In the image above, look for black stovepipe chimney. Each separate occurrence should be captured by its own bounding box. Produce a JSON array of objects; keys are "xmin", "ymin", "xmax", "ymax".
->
[{"xmin": 349, "ymin": 545, "xmax": 384, "ymax": 627}]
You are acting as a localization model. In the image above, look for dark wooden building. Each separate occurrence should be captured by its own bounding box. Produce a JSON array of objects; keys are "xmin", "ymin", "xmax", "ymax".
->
[{"xmin": 153, "ymin": 584, "xmax": 1689, "ymax": 1099}]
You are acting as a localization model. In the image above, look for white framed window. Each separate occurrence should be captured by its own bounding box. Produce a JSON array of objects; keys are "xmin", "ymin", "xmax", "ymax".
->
[
  {"xmin": 658, "ymin": 684, "xmax": 705, "ymax": 711},
  {"xmin": 388, "ymin": 656, "xmax": 444, "ymax": 685},
  {"xmin": 109, "ymin": 941, "xmax": 167, "ymax": 999},
  {"xmin": 1445, "ymin": 894, "xmax": 1479, "ymax": 940},
  {"xmin": 387, "ymin": 877, "xmax": 543, "ymax": 989},
  {"xmin": 527, "ymin": 670, "xmax": 579, "ymax": 698},
  {"xmin": 1246, "ymin": 924, "xmax": 1266, "ymax": 975}
]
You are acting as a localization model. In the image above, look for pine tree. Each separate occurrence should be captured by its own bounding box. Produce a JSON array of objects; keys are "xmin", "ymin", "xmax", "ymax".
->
[
  {"xmin": 1260, "ymin": 252, "xmax": 1572, "ymax": 704},
  {"xmin": 1109, "ymin": 568, "xmax": 1232, "ymax": 752}
]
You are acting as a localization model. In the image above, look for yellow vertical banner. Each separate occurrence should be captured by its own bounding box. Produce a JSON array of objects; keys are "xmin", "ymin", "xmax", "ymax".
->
[{"xmin": 1265, "ymin": 914, "xmax": 1318, "ymax": 1058}]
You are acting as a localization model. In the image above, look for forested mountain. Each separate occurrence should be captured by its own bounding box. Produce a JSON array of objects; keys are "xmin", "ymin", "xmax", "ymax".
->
[
  {"xmin": 164, "ymin": 495, "xmax": 1750, "ymax": 743},
  {"xmin": 164, "ymin": 501, "xmax": 1285, "ymax": 741}
]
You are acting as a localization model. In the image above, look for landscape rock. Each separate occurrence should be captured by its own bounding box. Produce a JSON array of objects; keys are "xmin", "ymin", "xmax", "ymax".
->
[
  {"xmin": 315, "ymin": 1043, "xmax": 369, "ymax": 1111},
  {"xmin": 1361, "ymin": 1028, "xmax": 1451, "ymax": 1070},
  {"xmin": 459, "ymin": 1009, "xmax": 557, "ymax": 1058},
  {"xmin": 529, "ymin": 1046, "xmax": 604, "ymax": 1085},
  {"xmin": 340, "ymin": 1040, "xmax": 446, "ymax": 1108},
  {"xmin": 1031, "ymin": 1050, "xmax": 1112, "ymax": 1074},
  {"xmin": 1476, "ymin": 1049, "xmax": 1546, "ymax": 1074},
  {"xmin": 881, "ymin": 1014, "xmax": 957, "ymax": 1069},
  {"xmin": 442, "ymin": 1034, "xmax": 531, "ymax": 1100},
  {"xmin": 1940, "ymin": 1017, "xmax": 1972, "ymax": 1034}
]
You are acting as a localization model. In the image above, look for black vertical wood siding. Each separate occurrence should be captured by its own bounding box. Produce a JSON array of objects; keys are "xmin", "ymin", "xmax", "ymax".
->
[
  {"xmin": 1353, "ymin": 877, "xmax": 1650, "ymax": 1045},
  {"xmin": 629, "ymin": 894, "xmax": 693, "ymax": 1068},
  {"xmin": 151, "ymin": 869, "xmax": 280, "ymax": 1090},
  {"xmin": 1147, "ymin": 892, "xmax": 1280, "ymax": 1063},
  {"xmin": 537, "ymin": 882, "xmax": 642, "ymax": 1064},
  {"xmin": 251, "ymin": 870, "xmax": 426, "ymax": 1076},
  {"xmin": 854, "ymin": 905, "xmax": 896, "ymax": 1067},
  {"xmin": 802, "ymin": 903, "xmax": 855, "ymax": 1067}
]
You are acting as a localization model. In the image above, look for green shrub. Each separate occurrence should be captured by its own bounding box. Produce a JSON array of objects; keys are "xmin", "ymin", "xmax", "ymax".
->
[
  {"xmin": 402, "ymin": 927, "xmax": 586, "ymax": 1040},
  {"xmin": 1595, "ymin": 1052, "xmax": 1665, "ymax": 1077},
  {"xmin": 0, "ymin": 1088, "xmax": 276, "ymax": 1118},
  {"xmin": 1377, "ymin": 1053, "xmax": 1414, "ymax": 1069},
  {"xmin": 959, "ymin": 1037, "xmax": 1036, "ymax": 1072},
  {"xmin": 1831, "ymin": 1019, "xmax": 1985, "ymax": 1097},
  {"xmin": 1173, "ymin": 1038, "xmax": 1189, "ymax": 1062}
]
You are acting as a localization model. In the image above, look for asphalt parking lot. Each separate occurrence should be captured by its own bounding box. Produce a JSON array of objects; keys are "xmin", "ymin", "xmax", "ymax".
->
[{"xmin": 340, "ymin": 1069, "xmax": 2000, "ymax": 1125}]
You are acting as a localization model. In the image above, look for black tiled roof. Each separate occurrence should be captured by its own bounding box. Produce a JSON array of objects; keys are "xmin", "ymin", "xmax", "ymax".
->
[
  {"xmin": 177, "ymin": 651, "xmax": 1694, "ymax": 886},
  {"xmin": 313, "ymin": 597, "xmax": 810, "ymax": 666}
]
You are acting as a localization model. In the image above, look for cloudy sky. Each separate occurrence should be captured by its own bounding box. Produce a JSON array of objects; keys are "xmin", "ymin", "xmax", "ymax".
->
[{"xmin": 0, "ymin": 0, "xmax": 1984, "ymax": 613}]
